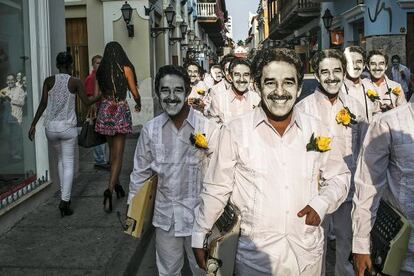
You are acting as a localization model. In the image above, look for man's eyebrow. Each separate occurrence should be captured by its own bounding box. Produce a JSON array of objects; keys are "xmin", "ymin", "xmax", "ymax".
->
[
  {"xmin": 284, "ymin": 77, "xmax": 296, "ymax": 82},
  {"xmin": 264, "ymin": 77, "xmax": 275, "ymax": 82}
]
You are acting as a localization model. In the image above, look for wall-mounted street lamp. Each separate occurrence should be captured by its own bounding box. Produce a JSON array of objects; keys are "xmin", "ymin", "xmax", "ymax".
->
[
  {"xmin": 169, "ymin": 22, "xmax": 189, "ymax": 45},
  {"xmin": 121, "ymin": 1, "xmax": 134, "ymax": 37},
  {"xmin": 150, "ymin": 4, "xmax": 176, "ymax": 38},
  {"xmin": 322, "ymin": 8, "xmax": 333, "ymax": 47}
]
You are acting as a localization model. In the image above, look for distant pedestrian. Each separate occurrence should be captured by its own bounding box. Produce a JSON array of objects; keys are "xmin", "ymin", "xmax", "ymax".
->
[
  {"xmin": 28, "ymin": 52, "xmax": 100, "ymax": 217},
  {"xmin": 95, "ymin": 41, "xmax": 141, "ymax": 213},
  {"xmin": 84, "ymin": 54, "xmax": 109, "ymax": 171},
  {"xmin": 390, "ymin": 55, "xmax": 411, "ymax": 100},
  {"xmin": 185, "ymin": 61, "xmax": 208, "ymax": 113}
]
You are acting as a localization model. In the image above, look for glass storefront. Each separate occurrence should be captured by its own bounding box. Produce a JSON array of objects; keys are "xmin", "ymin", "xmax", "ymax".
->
[{"xmin": 0, "ymin": 0, "xmax": 37, "ymax": 209}]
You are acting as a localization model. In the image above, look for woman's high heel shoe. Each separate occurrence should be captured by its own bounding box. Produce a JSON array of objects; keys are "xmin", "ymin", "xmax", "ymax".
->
[
  {"xmin": 114, "ymin": 184, "xmax": 125, "ymax": 199},
  {"xmin": 103, "ymin": 189, "xmax": 113, "ymax": 213},
  {"xmin": 59, "ymin": 200, "xmax": 74, "ymax": 217}
]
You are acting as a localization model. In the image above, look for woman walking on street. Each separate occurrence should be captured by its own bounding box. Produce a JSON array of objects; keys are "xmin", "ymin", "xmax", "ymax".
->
[
  {"xmin": 95, "ymin": 41, "xmax": 141, "ymax": 213},
  {"xmin": 28, "ymin": 52, "xmax": 101, "ymax": 217}
]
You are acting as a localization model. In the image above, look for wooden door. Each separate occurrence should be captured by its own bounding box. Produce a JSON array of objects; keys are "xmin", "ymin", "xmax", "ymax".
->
[{"xmin": 65, "ymin": 18, "xmax": 89, "ymax": 122}]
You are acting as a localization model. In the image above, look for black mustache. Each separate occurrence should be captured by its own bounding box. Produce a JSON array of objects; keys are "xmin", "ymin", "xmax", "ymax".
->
[
  {"xmin": 235, "ymin": 80, "xmax": 248, "ymax": 84},
  {"xmin": 373, "ymin": 69, "xmax": 383, "ymax": 72},
  {"xmin": 163, "ymin": 98, "xmax": 181, "ymax": 104},
  {"xmin": 324, "ymin": 79, "xmax": 340, "ymax": 84},
  {"xmin": 267, "ymin": 93, "xmax": 293, "ymax": 101}
]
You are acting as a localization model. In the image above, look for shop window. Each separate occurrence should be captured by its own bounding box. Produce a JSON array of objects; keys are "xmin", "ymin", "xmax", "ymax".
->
[{"xmin": 0, "ymin": 0, "xmax": 37, "ymax": 211}]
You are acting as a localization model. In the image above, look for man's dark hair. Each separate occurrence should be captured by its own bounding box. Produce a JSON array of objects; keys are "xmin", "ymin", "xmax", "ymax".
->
[
  {"xmin": 154, "ymin": 65, "xmax": 191, "ymax": 97},
  {"xmin": 311, "ymin": 49, "xmax": 347, "ymax": 77},
  {"xmin": 219, "ymin": 54, "xmax": 236, "ymax": 71},
  {"xmin": 391, "ymin": 55, "xmax": 401, "ymax": 63},
  {"xmin": 6, "ymin": 73, "xmax": 15, "ymax": 79},
  {"xmin": 56, "ymin": 52, "xmax": 73, "ymax": 69},
  {"xmin": 91, "ymin": 55, "xmax": 102, "ymax": 65},
  {"xmin": 251, "ymin": 48, "xmax": 304, "ymax": 88},
  {"xmin": 228, "ymin": 58, "xmax": 251, "ymax": 74},
  {"xmin": 209, "ymin": 64, "xmax": 221, "ymax": 72},
  {"xmin": 367, "ymin": 50, "xmax": 389, "ymax": 66},
  {"xmin": 184, "ymin": 60, "xmax": 201, "ymax": 72},
  {"xmin": 345, "ymin": 46, "xmax": 365, "ymax": 61}
]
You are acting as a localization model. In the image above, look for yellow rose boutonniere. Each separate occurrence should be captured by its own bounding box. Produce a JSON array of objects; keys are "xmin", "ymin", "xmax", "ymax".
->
[
  {"xmin": 336, "ymin": 107, "xmax": 357, "ymax": 127},
  {"xmin": 366, "ymin": 89, "xmax": 380, "ymax": 102},
  {"xmin": 196, "ymin": 88, "xmax": 206, "ymax": 96},
  {"xmin": 190, "ymin": 132, "xmax": 208, "ymax": 149},
  {"xmin": 306, "ymin": 133, "xmax": 332, "ymax": 152},
  {"xmin": 391, "ymin": 86, "xmax": 401, "ymax": 96}
]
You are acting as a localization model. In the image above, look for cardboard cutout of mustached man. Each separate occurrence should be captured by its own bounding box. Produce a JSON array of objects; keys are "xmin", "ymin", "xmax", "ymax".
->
[
  {"xmin": 128, "ymin": 65, "xmax": 219, "ymax": 276},
  {"xmin": 361, "ymin": 49, "xmax": 406, "ymax": 112},
  {"xmin": 192, "ymin": 48, "xmax": 350, "ymax": 275}
]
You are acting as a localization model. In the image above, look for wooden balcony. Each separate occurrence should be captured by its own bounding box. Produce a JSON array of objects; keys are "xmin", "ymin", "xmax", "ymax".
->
[
  {"xmin": 269, "ymin": 0, "xmax": 320, "ymax": 39},
  {"xmin": 196, "ymin": 1, "xmax": 227, "ymax": 47}
]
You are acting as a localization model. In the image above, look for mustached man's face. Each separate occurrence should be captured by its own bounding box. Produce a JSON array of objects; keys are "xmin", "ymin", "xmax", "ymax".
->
[
  {"xmin": 159, "ymin": 75, "xmax": 187, "ymax": 116},
  {"xmin": 230, "ymin": 64, "xmax": 251, "ymax": 93},
  {"xmin": 211, "ymin": 67, "xmax": 223, "ymax": 82},
  {"xmin": 344, "ymin": 50, "xmax": 364, "ymax": 79},
  {"xmin": 260, "ymin": 61, "xmax": 301, "ymax": 118},
  {"xmin": 6, "ymin": 75, "xmax": 15, "ymax": 88},
  {"xmin": 316, "ymin": 58, "xmax": 345, "ymax": 95},
  {"xmin": 368, "ymin": 55, "xmax": 387, "ymax": 80},
  {"xmin": 187, "ymin": 65, "xmax": 200, "ymax": 85}
]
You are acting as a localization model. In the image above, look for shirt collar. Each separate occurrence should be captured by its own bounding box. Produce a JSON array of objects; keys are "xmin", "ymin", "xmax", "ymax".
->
[
  {"xmin": 314, "ymin": 86, "xmax": 345, "ymax": 105},
  {"xmin": 344, "ymin": 78, "xmax": 362, "ymax": 88},
  {"xmin": 228, "ymin": 88, "xmax": 250, "ymax": 103},
  {"xmin": 160, "ymin": 108, "xmax": 196, "ymax": 129},
  {"xmin": 253, "ymin": 106, "xmax": 302, "ymax": 131}
]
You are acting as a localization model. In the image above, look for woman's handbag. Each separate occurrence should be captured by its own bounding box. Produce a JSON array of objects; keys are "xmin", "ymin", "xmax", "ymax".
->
[{"xmin": 78, "ymin": 117, "xmax": 106, "ymax": 148}]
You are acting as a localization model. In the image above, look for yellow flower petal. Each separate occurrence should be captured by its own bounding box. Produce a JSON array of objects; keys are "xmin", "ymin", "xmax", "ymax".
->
[
  {"xmin": 316, "ymin": 136, "xmax": 331, "ymax": 152},
  {"xmin": 367, "ymin": 89, "xmax": 378, "ymax": 97},
  {"xmin": 336, "ymin": 108, "xmax": 351, "ymax": 126},
  {"xmin": 392, "ymin": 86, "xmax": 401, "ymax": 96},
  {"xmin": 194, "ymin": 132, "xmax": 208, "ymax": 149}
]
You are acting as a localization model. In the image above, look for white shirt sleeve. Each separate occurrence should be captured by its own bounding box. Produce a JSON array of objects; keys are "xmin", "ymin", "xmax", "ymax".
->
[
  {"xmin": 127, "ymin": 125, "xmax": 154, "ymax": 204},
  {"xmin": 352, "ymin": 119, "xmax": 390, "ymax": 254},
  {"xmin": 192, "ymin": 125, "xmax": 236, "ymax": 248}
]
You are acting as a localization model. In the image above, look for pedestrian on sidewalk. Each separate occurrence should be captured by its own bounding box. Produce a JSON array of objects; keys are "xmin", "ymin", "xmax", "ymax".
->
[
  {"xmin": 390, "ymin": 55, "xmax": 412, "ymax": 100},
  {"xmin": 84, "ymin": 54, "xmax": 110, "ymax": 171},
  {"xmin": 128, "ymin": 65, "xmax": 219, "ymax": 276},
  {"xmin": 28, "ymin": 52, "xmax": 101, "ymax": 217},
  {"xmin": 95, "ymin": 41, "xmax": 141, "ymax": 213}
]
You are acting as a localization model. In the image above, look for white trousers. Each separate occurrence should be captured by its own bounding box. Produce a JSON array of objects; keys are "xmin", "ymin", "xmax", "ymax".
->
[
  {"xmin": 235, "ymin": 256, "xmax": 323, "ymax": 276},
  {"xmin": 322, "ymin": 201, "xmax": 354, "ymax": 276},
  {"xmin": 46, "ymin": 127, "xmax": 77, "ymax": 201},
  {"xmin": 155, "ymin": 226, "xmax": 205, "ymax": 276}
]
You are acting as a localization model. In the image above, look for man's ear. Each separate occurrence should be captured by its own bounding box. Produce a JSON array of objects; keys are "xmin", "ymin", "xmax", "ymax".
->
[
  {"xmin": 314, "ymin": 72, "xmax": 320, "ymax": 84},
  {"xmin": 297, "ymin": 86, "xmax": 303, "ymax": 99}
]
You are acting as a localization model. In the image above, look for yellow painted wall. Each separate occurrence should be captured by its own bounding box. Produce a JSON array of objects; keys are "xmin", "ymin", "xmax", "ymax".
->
[{"xmin": 64, "ymin": 5, "xmax": 86, "ymax": 19}]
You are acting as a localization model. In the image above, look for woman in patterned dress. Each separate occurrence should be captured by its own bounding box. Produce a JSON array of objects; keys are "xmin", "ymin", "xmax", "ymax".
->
[{"xmin": 95, "ymin": 41, "xmax": 141, "ymax": 212}]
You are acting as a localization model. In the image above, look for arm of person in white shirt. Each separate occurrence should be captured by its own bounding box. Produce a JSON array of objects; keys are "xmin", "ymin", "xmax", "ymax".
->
[
  {"xmin": 396, "ymin": 83, "xmax": 407, "ymax": 106},
  {"xmin": 127, "ymin": 125, "xmax": 154, "ymax": 205},
  {"xmin": 192, "ymin": 125, "xmax": 236, "ymax": 248},
  {"xmin": 351, "ymin": 119, "xmax": 390, "ymax": 275},
  {"xmin": 306, "ymin": 142, "xmax": 351, "ymax": 224},
  {"xmin": 352, "ymin": 119, "xmax": 390, "ymax": 253}
]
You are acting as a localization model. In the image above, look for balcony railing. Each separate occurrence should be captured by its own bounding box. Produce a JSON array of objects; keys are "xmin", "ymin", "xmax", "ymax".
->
[
  {"xmin": 197, "ymin": 3, "xmax": 216, "ymax": 18},
  {"xmin": 270, "ymin": 0, "xmax": 319, "ymax": 27}
]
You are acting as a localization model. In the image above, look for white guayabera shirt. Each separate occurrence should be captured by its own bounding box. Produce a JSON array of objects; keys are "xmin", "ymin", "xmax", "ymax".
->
[
  {"xmin": 192, "ymin": 107, "xmax": 350, "ymax": 274},
  {"xmin": 342, "ymin": 78, "xmax": 380, "ymax": 122},
  {"xmin": 362, "ymin": 76, "xmax": 407, "ymax": 108},
  {"xmin": 207, "ymin": 87, "xmax": 261, "ymax": 124},
  {"xmin": 352, "ymin": 102, "xmax": 414, "ymax": 272},
  {"xmin": 128, "ymin": 108, "xmax": 219, "ymax": 237},
  {"xmin": 297, "ymin": 88, "xmax": 368, "ymax": 200}
]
